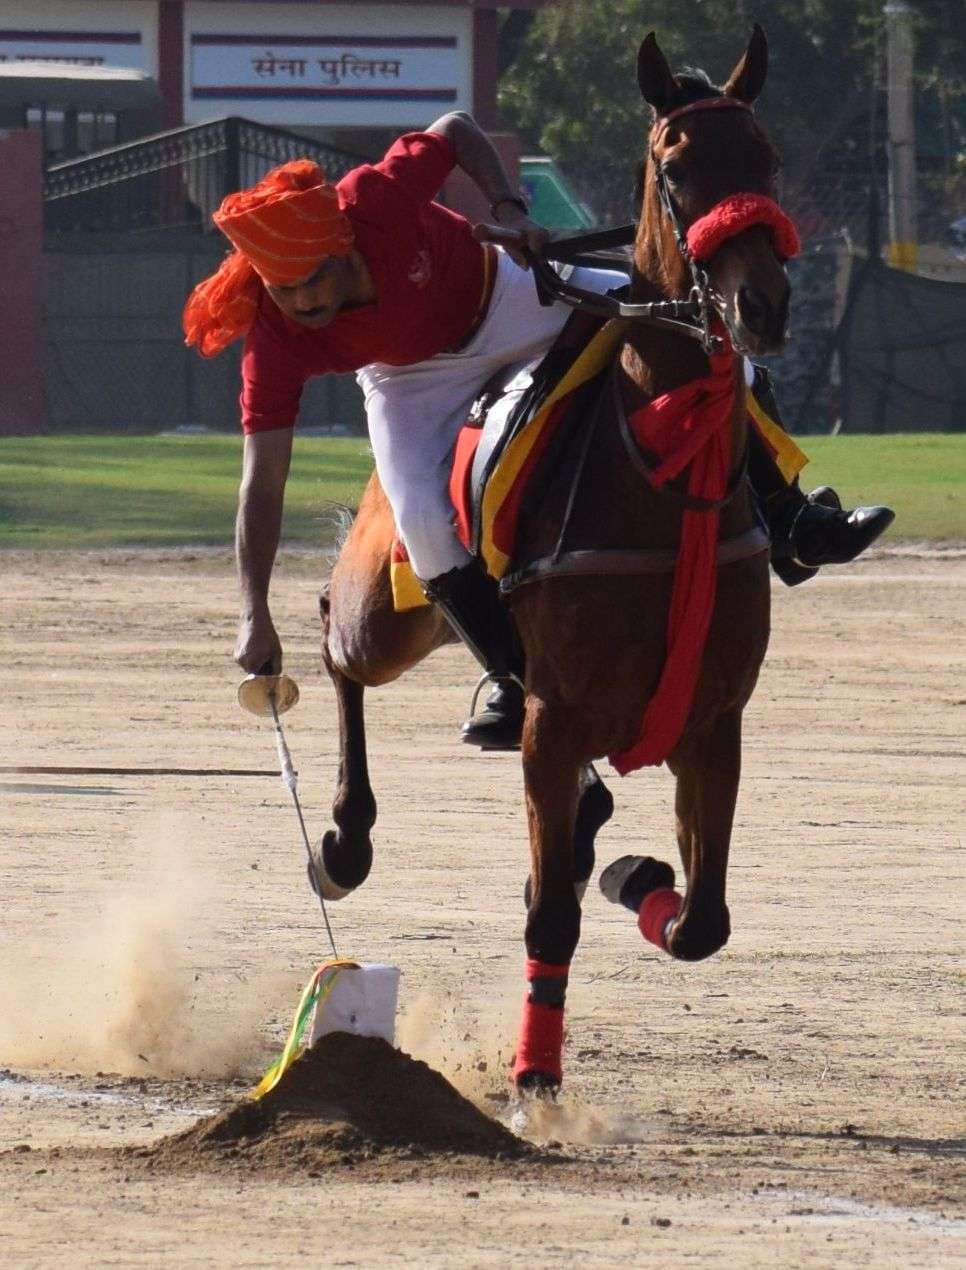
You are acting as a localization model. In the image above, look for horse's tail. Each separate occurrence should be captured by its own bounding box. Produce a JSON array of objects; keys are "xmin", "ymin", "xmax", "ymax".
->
[
  {"xmin": 322, "ymin": 502, "xmax": 356, "ymax": 570},
  {"xmin": 320, "ymin": 503, "xmax": 356, "ymax": 627}
]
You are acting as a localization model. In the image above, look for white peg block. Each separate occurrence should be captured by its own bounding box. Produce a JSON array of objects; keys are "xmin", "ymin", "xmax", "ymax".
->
[{"xmin": 309, "ymin": 963, "xmax": 400, "ymax": 1046}]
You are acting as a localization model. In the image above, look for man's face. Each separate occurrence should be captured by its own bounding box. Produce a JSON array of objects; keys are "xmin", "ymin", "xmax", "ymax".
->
[{"xmin": 265, "ymin": 254, "xmax": 354, "ymax": 328}]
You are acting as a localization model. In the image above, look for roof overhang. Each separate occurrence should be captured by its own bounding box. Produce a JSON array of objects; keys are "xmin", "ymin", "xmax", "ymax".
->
[{"xmin": 0, "ymin": 62, "xmax": 160, "ymax": 111}]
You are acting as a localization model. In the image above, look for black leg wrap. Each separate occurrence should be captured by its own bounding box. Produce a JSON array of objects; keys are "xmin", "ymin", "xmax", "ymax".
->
[
  {"xmin": 599, "ymin": 855, "xmax": 676, "ymax": 913},
  {"xmin": 524, "ymin": 771, "xmax": 614, "ymax": 908},
  {"xmin": 527, "ymin": 975, "xmax": 568, "ymax": 1008},
  {"xmin": 574, "ymin": 773, "xmax": 614, "ymax": 886}
]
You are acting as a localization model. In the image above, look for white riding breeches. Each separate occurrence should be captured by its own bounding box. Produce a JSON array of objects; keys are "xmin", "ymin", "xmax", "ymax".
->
[{"xmin": 357, "ymin": 249, "xmax": 628, "ymax": 581}]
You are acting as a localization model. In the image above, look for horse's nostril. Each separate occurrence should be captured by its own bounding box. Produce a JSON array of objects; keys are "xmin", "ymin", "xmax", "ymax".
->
[{"xmin": 737, "ymin": 285, "xmax": 770, "ymax": 335}]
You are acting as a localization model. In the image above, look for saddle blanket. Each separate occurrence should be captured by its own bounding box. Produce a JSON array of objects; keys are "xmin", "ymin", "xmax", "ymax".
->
[{"xmin": 390, "ymin": 325, "xmax": 808, "ymax": 612}]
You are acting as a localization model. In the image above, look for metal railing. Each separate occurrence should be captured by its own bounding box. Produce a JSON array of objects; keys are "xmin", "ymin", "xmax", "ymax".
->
[{"xmin": 43, "ymin": 116, "xmax": 369, "ymax": 235}]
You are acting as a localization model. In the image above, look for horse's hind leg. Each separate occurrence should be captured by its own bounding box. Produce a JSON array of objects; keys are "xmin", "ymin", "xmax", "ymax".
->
[
  {"xmin": 514, "ymin": 701, "xmax": 583, "ymax": 1091},
  {"xmin": 314, "ymin": 635, "xmax": 376, "ymax": 899},
  {"xmin": 315, "ymin": 475, "xmax": 450, "ymax": 901},
  {"xmin": 523, "ymin": 764, "xmax": 614, "ymax": 908}
]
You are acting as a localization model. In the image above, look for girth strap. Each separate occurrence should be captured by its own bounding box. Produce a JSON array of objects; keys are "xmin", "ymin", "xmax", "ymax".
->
[{"xmin": 500, "ymin": 526, "xmax": 769, "ymax": 594}]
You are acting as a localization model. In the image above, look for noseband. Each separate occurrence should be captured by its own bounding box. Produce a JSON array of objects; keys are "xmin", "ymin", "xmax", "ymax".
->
[{"xmin": 651, "ymin": 97, "xmax": 800, "ymax": 352}]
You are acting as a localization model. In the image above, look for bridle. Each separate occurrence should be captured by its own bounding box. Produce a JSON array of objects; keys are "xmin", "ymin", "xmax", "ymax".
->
[
  {"xmin": 530, "ymin": 95, "xmax": 783, "ymax": 356},
  {"xmin": 649, "ymin": 98, "xmax": 755, "ymax": 352}
]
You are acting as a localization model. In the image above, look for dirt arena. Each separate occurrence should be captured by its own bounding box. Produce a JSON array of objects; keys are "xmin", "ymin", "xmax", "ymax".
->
[{"xmin": 2, "ymin": 547, "xmax": 964, "ymax": 1267}]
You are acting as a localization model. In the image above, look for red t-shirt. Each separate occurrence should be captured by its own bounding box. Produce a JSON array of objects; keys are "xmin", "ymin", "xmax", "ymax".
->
[{"xmin": 240, "ymin": 131, "xmax": 484, "ymax": 433}]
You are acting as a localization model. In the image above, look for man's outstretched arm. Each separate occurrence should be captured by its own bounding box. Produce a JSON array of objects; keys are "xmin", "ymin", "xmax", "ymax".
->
[{"xmin": 235, "ymin": 427, "xmax": 294, "ymax": 673}]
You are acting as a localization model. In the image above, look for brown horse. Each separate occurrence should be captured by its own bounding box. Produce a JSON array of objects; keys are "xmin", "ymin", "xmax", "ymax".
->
[{"xmin": 318, "ymin": 26, "xmax": 790, "ymax": 1089}]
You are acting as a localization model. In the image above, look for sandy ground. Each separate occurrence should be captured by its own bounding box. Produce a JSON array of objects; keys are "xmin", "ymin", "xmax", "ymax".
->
[{"xmin": 1, "ymin": 546, "xmax": 964, "ymax": 1268}]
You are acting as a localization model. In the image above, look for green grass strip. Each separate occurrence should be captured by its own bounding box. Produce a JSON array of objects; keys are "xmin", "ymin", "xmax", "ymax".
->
[
  {"xmin": 0, "ymin": 431, "xmax": 962, "ymax": 549},
  {"xmin": 800, "ymin": 434, "xmax": 965, "ymax": 542},
  {"xmin": 0, "ymin": 435, "xmax": 373, "ymax": 549}
]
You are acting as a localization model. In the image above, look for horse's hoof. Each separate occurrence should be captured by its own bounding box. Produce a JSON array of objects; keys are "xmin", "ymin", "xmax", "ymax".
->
[
  {"xmin": 307, "ymin": 830, "xmax": 371, "ymax": 901},
  {"xmin": 514, "ymin": 1069, "xmax": 560, "ymax": 1095},
  {"xmin": 508, "ymin": 1076, "xmax": 560, "ymax": 1135},
  {"xmin": 665, "ymin": 907, "xmax": 731, "ymax": 962},
  {"xmin": 599, "ymin": 855, "xmax": 675, "ymax": 913}
]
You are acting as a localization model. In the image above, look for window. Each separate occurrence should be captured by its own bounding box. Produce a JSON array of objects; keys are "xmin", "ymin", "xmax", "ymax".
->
[{"xmin": 25, "ymin": 104, "xmax": 118, "ymax": 161}]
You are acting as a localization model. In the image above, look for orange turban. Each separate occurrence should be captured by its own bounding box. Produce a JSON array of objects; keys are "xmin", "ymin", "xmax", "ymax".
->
[{"xmin": 183, "ymin": 159, "xmax": 354, "ymax": 358}]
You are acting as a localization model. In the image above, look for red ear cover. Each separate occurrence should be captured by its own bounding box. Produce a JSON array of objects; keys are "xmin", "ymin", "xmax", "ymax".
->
[{"xmin": 686, "ymin": 193, "xmax": 800, "ymax": 264}]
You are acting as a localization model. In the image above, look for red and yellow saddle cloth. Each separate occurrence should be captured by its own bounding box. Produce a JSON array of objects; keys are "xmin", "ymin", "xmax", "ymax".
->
[{"xmin": 389, "ymin": 320, "xmax": 808, "ymax": 614}]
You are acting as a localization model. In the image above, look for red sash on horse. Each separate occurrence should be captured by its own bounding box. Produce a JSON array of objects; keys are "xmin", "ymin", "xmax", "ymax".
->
[{"xmin": 610, "ymin": 333, "xmax": 737, "ymax": 774}]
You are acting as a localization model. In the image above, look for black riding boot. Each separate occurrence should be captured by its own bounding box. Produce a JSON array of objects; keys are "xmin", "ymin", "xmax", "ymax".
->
[
  {"xmin": 748, "ymin": 371, "xmax": 895, "ymax": 587},
  {"xmin": 422, "ymin": 561, "xmax": 525, "ymax": 751}
]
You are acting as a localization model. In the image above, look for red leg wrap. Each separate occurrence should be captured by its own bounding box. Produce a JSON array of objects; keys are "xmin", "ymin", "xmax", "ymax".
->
[
  {"xmin": 638, "ymin": 888, "xmax": 683, "ymax": 951},
  {"xmin": 512, "ymin": 959, "xmax": 569, "ymax": 1086}
]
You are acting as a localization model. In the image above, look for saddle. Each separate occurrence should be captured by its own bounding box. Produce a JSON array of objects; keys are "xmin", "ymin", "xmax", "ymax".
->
[
  {"xmin": 389, "ymin": 305, "xmax": 810, "ymax": 614},
  {"xmin": 390, "ymin": 309, "xmax": 624, "ymax": 611}
]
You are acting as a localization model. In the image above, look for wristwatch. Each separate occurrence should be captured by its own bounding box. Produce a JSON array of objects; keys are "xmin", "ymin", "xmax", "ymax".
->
[{"xmin": 490, "ymin": 194, "xmax": 529, "ymax": 220}]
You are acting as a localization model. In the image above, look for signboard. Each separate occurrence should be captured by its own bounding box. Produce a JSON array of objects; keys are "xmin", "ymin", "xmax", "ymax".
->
[
  {"xmin": 0, "ymin": 29, "xmax": 144, "ymax": 69},
  {"xmin": 189, "ymin": 32, "xmax": 466, "ymax": 127}
]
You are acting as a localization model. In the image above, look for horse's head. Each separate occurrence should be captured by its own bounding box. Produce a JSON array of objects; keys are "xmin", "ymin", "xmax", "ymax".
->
[{"xmin": 636, "ymin": 25, "xmax": 795, "ymax": 357}]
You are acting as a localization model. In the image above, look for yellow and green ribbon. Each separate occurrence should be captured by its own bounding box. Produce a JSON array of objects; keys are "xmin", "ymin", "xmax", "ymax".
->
[{"xmin": 253, "ymin": 959, "xmax": 358, "ymax": 1099}]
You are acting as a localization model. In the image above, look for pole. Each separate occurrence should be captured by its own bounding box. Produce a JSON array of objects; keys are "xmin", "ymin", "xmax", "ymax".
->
[
  {"xmin": 884, "ymin": 1, "xmax": 918, "ymax": 270},
  {"xmin": 224, "ymin": 116, "xmax": 242, "ymax": 199}
]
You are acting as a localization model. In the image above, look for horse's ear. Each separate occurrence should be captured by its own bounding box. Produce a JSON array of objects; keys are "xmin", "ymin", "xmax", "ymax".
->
[
  {"xmin": 723, "ymin": 23, "xmax": 768, "ymax": 104},
  {"xmin": 637, "ymin": 32, "xmax": 677, "ymax": 114}
]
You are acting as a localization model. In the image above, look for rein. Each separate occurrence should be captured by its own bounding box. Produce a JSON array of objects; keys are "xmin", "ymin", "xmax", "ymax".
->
[{"xmin": 530, "ymin": 230, "xmax": 713, "ymax": 347}]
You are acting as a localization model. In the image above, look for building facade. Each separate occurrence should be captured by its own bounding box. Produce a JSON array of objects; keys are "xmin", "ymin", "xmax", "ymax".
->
[
  {"xmin": 0, "ymin": 1, "xmax": 548, "ymax": 435},
  {"xmin": 0, "ymin": 0, "xmax": 543, "ymax": 150}
]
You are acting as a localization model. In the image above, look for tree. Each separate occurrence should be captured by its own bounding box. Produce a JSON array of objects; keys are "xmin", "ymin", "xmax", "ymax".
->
[{"xmin": 498, "ymin": 0, "xmax": 965, "ymax": 231}]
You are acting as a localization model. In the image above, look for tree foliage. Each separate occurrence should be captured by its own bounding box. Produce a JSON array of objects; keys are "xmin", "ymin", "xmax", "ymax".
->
[{"xmin": 498, "ymin": 0, "xmax": 965, "ymax": 225}]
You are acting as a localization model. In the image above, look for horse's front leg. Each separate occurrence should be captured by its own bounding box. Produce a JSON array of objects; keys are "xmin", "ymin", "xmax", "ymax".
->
[
  {"xmin": 663, "ymin": 706, "xmax": 742, "ymax": 960},
  {"xmin": 599, "ymin": 707, "xmax": 741, "ymax": 963},
  {"xmin": 514, "ymin": 699, "xmax": 582, "ymax": 1091}
]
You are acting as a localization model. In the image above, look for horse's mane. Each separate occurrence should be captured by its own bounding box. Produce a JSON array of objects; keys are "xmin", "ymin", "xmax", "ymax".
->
[{"xmin": 674, "ymin": 68, "xmax": 720, "ymax": 104}]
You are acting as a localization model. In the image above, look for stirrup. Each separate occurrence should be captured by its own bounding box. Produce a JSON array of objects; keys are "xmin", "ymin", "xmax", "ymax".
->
[
  {"xmin": 468, "ymin": 669, "xmax": 525, "ymax": 716},
  {"xmin": 462, "ymin": 671, "xmax": 525, "ymax": 751}
]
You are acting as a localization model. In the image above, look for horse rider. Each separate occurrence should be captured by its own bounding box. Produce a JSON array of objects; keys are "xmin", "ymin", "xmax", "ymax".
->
[{"xmin": 184, "ymin": 112, "xmax": 893, "ymax": 750}]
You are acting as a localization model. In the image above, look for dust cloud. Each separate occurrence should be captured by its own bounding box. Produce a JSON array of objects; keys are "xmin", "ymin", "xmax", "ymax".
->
[
  {"xmin": 0, "ymin": 814, "xmax": 286, "ymax": 1078},
  {"xmin": 398, "ymin": 984, "xmax": 519, "ymax": 1104},
  {"xmin": 397, "ymin": 985, "xmax": 656, "ymax": 1146}
]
